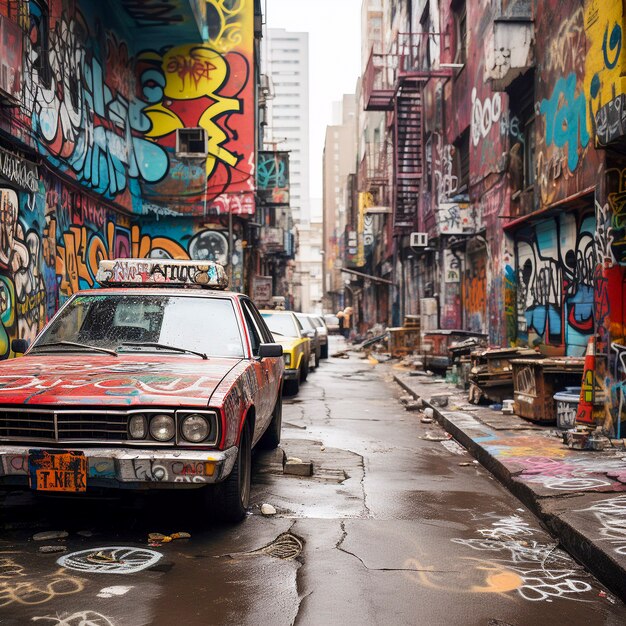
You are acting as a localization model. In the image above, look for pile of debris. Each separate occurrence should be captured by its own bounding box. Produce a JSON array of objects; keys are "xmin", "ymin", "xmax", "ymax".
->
[{"xmin": 467, "ymin": 347, "xmax": 540, "ymax": 405}]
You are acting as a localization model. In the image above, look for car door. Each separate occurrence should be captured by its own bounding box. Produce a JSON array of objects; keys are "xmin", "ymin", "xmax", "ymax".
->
[{"xmin": 241, "ymin": 299, "xmax": 280, "ymax": 431}]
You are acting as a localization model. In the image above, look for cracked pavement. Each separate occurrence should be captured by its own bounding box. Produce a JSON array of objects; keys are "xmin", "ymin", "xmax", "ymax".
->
[{"xmin": 0, "ymin": 337, "xmax": 624, "ymax": 624}]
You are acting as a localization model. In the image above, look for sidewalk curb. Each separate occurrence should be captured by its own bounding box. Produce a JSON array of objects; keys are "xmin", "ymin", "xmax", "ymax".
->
[{"xmin": 394, "ymin": 374, "xmax": 626, "ymax": 604}]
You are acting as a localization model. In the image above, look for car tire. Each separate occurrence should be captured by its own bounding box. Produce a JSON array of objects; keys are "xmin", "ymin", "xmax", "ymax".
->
[
  {"xmin": 259, "ymin": 391, "xmax": 282, "ymax": 449},
  {"xmin": 314, "ymin": 351, "xmax": 320, "ymax": 368},
  {"xmin": 300, "ymin": 361, "xmax": 309, "ymax": 382},
  {"xmin": 284, "ymin": 377, "xmax": 299, "ymax": 395},
  {"xmin": 321, "ymin": 344, "xmax": 328, "ymax": 359},
  {"xmin": 210, "ymin": 420, "xmax": 251, "ymax": 523}
]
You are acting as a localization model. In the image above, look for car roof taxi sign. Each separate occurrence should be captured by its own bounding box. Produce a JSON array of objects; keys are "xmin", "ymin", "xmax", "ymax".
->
[{"xmin": 96, "ymin": 259, "xmax": 229, "ymax": 290}]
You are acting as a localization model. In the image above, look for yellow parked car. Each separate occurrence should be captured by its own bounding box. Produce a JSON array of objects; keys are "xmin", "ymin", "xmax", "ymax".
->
[{"xmin": 261, "ymin": 310, "xmax": 311, "ymax": 395}]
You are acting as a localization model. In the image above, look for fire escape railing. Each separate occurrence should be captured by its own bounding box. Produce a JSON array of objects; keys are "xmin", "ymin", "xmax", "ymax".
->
[{"xmin": 363, "ymin": 32, "xmax": 452, "ymax": 111}]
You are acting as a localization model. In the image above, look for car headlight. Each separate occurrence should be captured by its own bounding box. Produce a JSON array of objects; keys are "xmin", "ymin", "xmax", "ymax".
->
[
  {"xmin": 128, "ymin": 415, "xmax": 147, "ymax": 439},
  {"xmin": 283, "ymin": 353, "xmax": 291, "ymax": 366},
  {"xmin": 149, "ymin": 414, "xmax": 175, "ymax": 442},
  {"xmin": 181, "ymin": 414, "xmax": 210, "ymax": 443}
]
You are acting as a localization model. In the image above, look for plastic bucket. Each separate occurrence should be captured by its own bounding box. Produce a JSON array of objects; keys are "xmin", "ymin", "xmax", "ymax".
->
[{"xmin": 553, "ymin": 389, "xmax": 580, "ymax": 430}]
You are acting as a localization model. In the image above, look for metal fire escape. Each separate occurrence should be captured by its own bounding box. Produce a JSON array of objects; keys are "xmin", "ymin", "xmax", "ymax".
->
[{"xmin": 362, "ymin": 33, "xmax": 451, "ymax": 233}]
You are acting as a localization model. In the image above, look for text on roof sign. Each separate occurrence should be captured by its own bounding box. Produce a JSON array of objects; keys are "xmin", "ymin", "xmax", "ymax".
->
[{"xmin": 96, "ymin": 259, "xmax": 228, "ymax": 289}]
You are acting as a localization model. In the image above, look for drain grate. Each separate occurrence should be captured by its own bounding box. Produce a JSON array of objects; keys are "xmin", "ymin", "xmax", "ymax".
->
[{"xmin": 250, "ymin": 532, "xmax": 304, "ymax": 560}]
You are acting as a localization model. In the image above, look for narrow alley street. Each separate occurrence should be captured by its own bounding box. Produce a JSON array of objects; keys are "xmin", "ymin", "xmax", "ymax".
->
[{"xmin": 0, "ymin": 337, "xmax": 624, "ymax": 626}]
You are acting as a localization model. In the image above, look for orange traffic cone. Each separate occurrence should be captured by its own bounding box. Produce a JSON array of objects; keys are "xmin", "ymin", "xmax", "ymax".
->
[{"xmin": 576, "ymin": 336, "xmax": 596, "ymax": 425}]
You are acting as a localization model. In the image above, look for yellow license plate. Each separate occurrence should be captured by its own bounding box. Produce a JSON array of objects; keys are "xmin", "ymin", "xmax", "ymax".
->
[{"xmin": 28, "ymin": 450, "xmax": 87, "ymax": 492}]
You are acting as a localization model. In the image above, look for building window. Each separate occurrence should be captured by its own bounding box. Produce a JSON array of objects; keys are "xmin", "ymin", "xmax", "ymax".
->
[
  {"xmin": 452, "ymin": 0, "xmax": 467, "ymax": 66},
  {"xmin": 507, "ymin": 70, "xmax": 536, "ymax": 192}
]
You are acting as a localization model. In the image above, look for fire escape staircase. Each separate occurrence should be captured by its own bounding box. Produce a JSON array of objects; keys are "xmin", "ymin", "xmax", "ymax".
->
[
  {"xmin": 362, "ymin": 33, "xmax": 452, "ymax": 232},
  {"xmin": 394, "ymin": 84, "xmax": 422, "ymax": 230}
]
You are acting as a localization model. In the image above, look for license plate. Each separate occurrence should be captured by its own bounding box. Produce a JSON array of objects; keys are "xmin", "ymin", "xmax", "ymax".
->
[{"xmin": 28, "ymin": 450, "xmax": 87, "ymax": 492}]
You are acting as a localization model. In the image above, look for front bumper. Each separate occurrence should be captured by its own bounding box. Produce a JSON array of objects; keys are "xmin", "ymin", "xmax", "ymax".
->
[
  {"xmin": 283, "ymin": 368, "xmax": 299, "ymax": 380},
  {"xmin": 0, "ymin": 445, "xmax": 238, "ymax": 490}
]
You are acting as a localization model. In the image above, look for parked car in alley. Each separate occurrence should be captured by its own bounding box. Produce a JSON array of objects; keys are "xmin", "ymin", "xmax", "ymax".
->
[
  {"xmin": 0, "ymin": 259, "xmax": 284, "ymax": 523},
  {"xmin": 261, "ymin": 310, "xmax": 312, "ymax": 395},
  {"xmin": 309, "ymin": 315, "xmax": 329, "ymax": 359},
  {"xmin": 295, "ymin": 313, "xmax": 321, "ymax": 369},
  {"xmin": 323, "ymin": 314, "xmax": 340, "ymax": 334}
]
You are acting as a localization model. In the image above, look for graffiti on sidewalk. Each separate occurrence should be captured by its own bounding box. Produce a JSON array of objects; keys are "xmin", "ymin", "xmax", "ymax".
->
[
  {"xmin": 404, "ymin": 513, "xmax": 595, "ymax": 602},
  {"xmin": 579, "ymin": 495, "xmax": 626, "ymax": 555},
  {"xmin": 57, "ymin": 547, "xmax": 162, "ymax": 574},
  {"xmin": 32, "ymin": 611, "xmax": 115, "ymax": 626},
  {"xmin": 0, "ymin": 554, "xmax": 84, "ymax": 607}
]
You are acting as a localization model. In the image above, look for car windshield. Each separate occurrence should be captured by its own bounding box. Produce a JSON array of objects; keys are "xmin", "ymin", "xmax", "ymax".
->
[
  {"xmin": 295, "ymin": 314, "xmax": 313, "ymax": 330},
  {"xmin": 261, "ymin": 313, "xmax": 299, "ymax": 337},
  {"xmin": 34, "ymin": 294, "xmax": 245, "ymax": 358}
]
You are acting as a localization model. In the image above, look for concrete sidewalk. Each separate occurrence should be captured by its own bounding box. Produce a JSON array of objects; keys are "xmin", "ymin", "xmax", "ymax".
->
[{"xmin": 393, "ymin": 369, "xmax": 626, "ymax": 604}]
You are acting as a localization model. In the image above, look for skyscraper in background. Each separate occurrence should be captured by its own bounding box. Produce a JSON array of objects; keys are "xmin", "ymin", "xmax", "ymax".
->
[{"xmin": 264, "ymin": 28, "xmax": 322, "ymax": 312}]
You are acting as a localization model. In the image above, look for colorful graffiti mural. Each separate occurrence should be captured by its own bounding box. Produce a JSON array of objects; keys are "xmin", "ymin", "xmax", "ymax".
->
[
  {"xmin": 18, "ymin": 0, "xmax": 254, "ymax": 217},
  {"xmin": 515, "ymin": 213, "xmax": 595, "ymax": 356}
]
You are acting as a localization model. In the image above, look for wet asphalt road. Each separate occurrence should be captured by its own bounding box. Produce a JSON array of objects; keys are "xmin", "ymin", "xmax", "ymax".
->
[{"xmin": 0, "ymin": 337, "xmax": 625, "ymax": 625}]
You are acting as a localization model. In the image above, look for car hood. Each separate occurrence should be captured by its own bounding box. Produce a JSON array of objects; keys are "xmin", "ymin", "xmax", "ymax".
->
[
  {"xmin": 275, "ymin": 336, "xmax": 306, "ymax": 352},
  {"xmin": 0, "ymin": 354, "xmax": 242, "ymax": 407}
]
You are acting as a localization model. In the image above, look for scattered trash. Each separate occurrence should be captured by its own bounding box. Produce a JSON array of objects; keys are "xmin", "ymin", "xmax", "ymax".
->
[
  {"xmin": 87, "ymin": 551, "xmax": 119, "ymax": 564},
  {"xmin": 148, "ymin": 533, "xmax": 167, "ymax": 542},
  {"xmin": 77, "ymin": 530, "xmax": 94, "ymax": 538},
  {"xmin": 421, "ymin": 432, "xmax": 452, "ymax": 442},
  {"xmin": 171, "ymin": 532, "xmax": 191, "ymax": 540},
  {"xmin": 405, "ymin": 401, "xmax": 421, "ymax": 412},
  {"xmin": 261, "ymin": 503, "xmax": 277, "ymax": 516},
  {"xmin": 368, "ymin": 355, "xmax": 379, "ymax": 365},
  {"xmin": 161, "ymin": 536, "xmax": 173, "ymax": 543},
  {"xmin": 332, "ymin": 351, "xmax": 350, "ymax": 359},
  {"xmin": 33, "ymin": 530, "xmax": 68, "ymax": 541},
  {"xmin": 424, "ymin": 408, "xmax": 434, "ymax": 419},
  {"xmin": 430, "ymin": 394, "xmax": 449, "ymax": 408},
  {"xmin": 489, "ymin": 403, "xmax": 503, "ymax": 411},
  {"xmin": 320, "ymin": 446, "xmax": 326, "ymax": 452},
  {"xmin": 97, "ymin": 585, "xmax": 133, "ymax": 599},
  {"xmin": 399, "ymin": 395, "xmax": 413, "ymax": 405},
  {"xmin": 458, "ymin": 462, "xmax": 473, "ymax": 467},
  {"xmin": 420, "ymin": 417, "xmax": 434, "ymax": 424},
  {"xmin": 501, "ymin": 399, "xmax": 515, "ymax": 415},
  {"xmin": 39, "ymin": 545, "xmax": 67, "ymax": 554},
  {"xmin": 599, "ymin": 591, "xmax": 607, "ymax": 598},
  {"xmin": 284, "ymin": 458, "xmax": 313, "ymax": 477}
]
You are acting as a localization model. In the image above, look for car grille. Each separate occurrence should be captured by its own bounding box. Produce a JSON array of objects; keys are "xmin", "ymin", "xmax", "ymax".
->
[{"xmin": 0, "ymin": 408, "xmax": 128, "ymax": 443}]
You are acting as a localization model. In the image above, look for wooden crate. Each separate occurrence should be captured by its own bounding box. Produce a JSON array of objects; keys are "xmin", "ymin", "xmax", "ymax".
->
[{"xmin": 388, "ymin": 327, "xmax": 421, "ymax": 357}]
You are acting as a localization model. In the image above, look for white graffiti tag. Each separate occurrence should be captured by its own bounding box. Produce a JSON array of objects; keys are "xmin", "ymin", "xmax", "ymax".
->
[
  {"xmin": 451, "ymin": 515, "xmax": 593, "ymax": 601},
  {"xmin": 579, "ymin": 495, "xmax": 626, "ymax": 555},
  {"xmin": 32, "ymin": 611, "xmax": 114, "ymax": 626},
  {"xmin": 471, "ymin": 88, "xmax": 502, "ymax": 147},
  {"xmin": 57, "ymin": 547, "xmax": 162, "ymax": 575}
]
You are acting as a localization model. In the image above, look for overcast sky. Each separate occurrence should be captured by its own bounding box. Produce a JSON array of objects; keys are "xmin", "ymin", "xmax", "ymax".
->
[{"xmin": 264, "ymin": 0, "xmax": 362, "ymax": 205}]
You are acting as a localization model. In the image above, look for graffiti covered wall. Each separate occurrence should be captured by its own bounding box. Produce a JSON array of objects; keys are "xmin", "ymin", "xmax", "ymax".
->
[
  {"xmin": 0, "ymin": 171, "xmax": 244, "ymax": 358},
  {"xmin": 10, "ymin": 0, "xmax": 255, "ymax": 217},
  {"xmin": 0, "ymin": 0, "xmax": 255, "ymax": 358}
]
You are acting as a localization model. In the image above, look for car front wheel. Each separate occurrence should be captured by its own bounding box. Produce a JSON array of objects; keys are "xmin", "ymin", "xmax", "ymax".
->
[{"xmin": 210, "ymin": 421, "xmax": 251, "ymax": 522}]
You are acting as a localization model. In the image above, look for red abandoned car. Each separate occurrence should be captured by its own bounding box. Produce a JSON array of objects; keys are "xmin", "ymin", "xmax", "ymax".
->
[{"xmin": 0, "ymin": 259, "xmax": 284, "ymax": 522}]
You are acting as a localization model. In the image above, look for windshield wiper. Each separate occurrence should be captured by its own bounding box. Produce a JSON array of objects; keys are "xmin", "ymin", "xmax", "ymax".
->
[
  {"xmin": 31, "ymin": 341, "xmax": 119, "ymax": 357},
  {"xmin": 120, "ymin": 342, "xmax": 207, "ymax": 360},
  {"xmin": 271, "ymin": 331, "xmax": 284, "ymax": 336}
]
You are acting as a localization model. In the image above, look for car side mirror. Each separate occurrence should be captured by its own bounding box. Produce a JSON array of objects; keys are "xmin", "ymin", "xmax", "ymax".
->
[
  {"xmin": 11, "ymin": 338, "xmax": 29, "ymax": 354},
  {"xmin": 258, "ymin": 343, "xmax": 283, "ymax": 358}
]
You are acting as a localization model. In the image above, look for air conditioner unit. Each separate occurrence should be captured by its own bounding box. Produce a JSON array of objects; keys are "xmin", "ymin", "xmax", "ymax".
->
[
  {"xmin": 176, "ymin": 128, "xmax": 208, "ymax": 158},
  {"xmin": 410, "ymin": 232, "xmax": 428, "ymax": 248}
]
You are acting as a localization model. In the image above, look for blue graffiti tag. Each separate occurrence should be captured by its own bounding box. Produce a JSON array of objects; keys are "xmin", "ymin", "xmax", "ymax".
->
[
  {"xmin": 603, "ymin": 22, "xmax": 622, "ymax": 70},
  {"xmin": 539, "ymin": 73, "xmax": 590, "ymax": 172}
]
